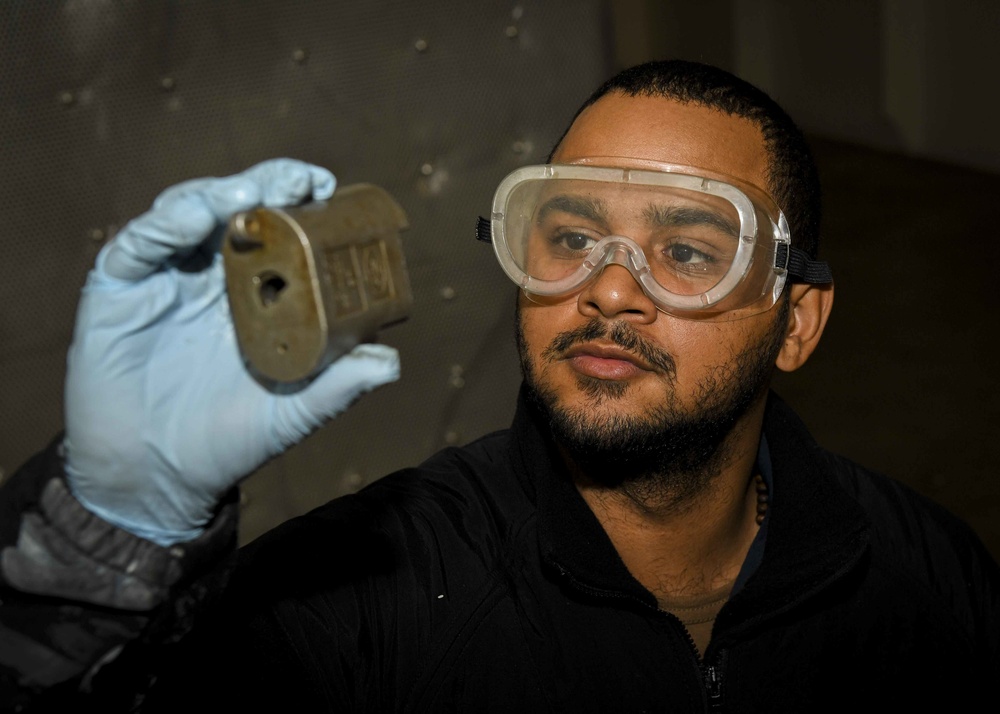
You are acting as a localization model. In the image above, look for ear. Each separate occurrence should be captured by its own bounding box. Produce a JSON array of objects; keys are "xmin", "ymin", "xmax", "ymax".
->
[{"xmin": 775, "ymin": 282, "xmax": 834, "ymax": 372}]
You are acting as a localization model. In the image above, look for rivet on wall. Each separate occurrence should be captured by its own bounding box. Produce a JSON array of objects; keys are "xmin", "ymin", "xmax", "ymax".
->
[
  {"xmin": 440, "ymin": 286, "xmax": 456, "ymax": 300},
  {"xmin": 418, "ymin": 161, "xmax": 449, "ymax": 195},
  {"xmin": 414, "ymin": 38, "xmax": 428, "ymax": 53},
  {"xmin": 159, "ymin": 77, "xmax": 176, "ymax": 92},
  {"xmin": 507, "ymin": 6, "xmax": 524, "ymax": 40},
  {"xmin": 443, "ymin": 430, "xmax": 460, "ymax": 445},
  {"xmin": 449, "ymin": 364, "xmax": 465, "ymax": 389},
  {"xmin": 511, "ymin": 139, "xmax": 532, "ymax": 155},
  {"xmin": 88, "ymin": 228, "xmax": 106, "ymax": 243},
  {"xmin": 345, "ymin": 471, "xmax": 364, "ymax": 490},
  {"xmin": 58, "ymin": 90, "xmax": 76, "ymax": 107},
  {"xmin": 291, "ymin": 48, "xmax": 309, "ymax": 64}
]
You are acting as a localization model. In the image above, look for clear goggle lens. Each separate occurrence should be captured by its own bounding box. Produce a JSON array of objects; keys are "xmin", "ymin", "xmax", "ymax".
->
[{"xmin": 482, "ymin": 161, "xmax": 828, "ymax": 320}]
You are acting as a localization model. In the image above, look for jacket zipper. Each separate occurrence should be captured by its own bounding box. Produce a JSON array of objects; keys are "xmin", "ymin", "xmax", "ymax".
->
[
  {"xmin": 554, "ymin": 561, "xmax": 727, "ymax": 712},
  {"xmin": 674, "ymin": 621, "xmax": 722, "ymax": 710},
  {"xmin": 701, "ymin": 649, "xmax": 727, "ymax": 712}
]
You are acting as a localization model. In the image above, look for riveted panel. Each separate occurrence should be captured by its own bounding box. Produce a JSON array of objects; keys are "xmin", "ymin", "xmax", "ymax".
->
[{"xmin": 0, "ymin": 0, "xmax": 613, "ymax": 543}]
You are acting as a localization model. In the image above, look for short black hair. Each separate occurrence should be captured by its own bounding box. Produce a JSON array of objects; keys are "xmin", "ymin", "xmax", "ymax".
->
[{"xmin": 549, "ymin": 60, "xmax": 822, "ymax": 259}]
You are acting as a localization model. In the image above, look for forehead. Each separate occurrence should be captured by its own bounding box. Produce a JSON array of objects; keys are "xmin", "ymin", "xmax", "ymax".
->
[
  {"xmin": 533, "ymin": 179, "xmax": 740, "ymax": 233},
  {"xmin": 551, "ymin": 92, "xmax": 770, "ymax": 195}
]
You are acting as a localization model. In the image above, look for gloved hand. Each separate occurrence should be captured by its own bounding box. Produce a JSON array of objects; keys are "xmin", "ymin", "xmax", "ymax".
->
[{"xmin": 63, "ymin": 159, "xmax": 401, "ymax": 547}]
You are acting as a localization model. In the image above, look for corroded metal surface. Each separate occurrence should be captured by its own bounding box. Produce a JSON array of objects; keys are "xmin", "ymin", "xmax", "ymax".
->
[{"xmin": 224, "ymin": 184, "xmax": 412, "ymax": 384}]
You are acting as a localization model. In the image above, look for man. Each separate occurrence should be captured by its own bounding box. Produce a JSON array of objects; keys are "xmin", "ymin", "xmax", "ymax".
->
[{"xmin": 2, "ymin": 60, "xmax": 997, "ymax": 712}]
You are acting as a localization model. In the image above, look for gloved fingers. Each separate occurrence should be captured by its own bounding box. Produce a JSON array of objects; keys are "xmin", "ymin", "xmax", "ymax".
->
[
  {"xmin": 272, "ymin": 343, "xmax": 401, "ymax": 448},
  {"xmin": 99, "ymin": 159, "xmax": 336, "ymax": 282},
  {"xmin": 153, "ymin": 159, "xmax": 337, "ymax": 214},
  {"xmin": 153, "ymin": 158, "xmax": 336, "ymax": 215},
  {"xmin": 238, "ymin": 158, "xmax": 337, "ymax": 206},
  {"xmin": 98, "ymin": 192, "xmax": 222, "ymax": 281}
]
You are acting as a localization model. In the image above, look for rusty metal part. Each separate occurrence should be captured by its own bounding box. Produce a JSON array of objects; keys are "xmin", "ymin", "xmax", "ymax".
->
[{"xmin": 222, "ymin": 183, "xmax": 412, "ymax": 385}]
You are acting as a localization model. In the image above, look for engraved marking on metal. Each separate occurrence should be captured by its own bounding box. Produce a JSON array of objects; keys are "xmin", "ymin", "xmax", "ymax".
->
[
  {"xmin": 360, "ymin": 239, "xmax": 395, "ymax": 303},
  {"xmin": 325, "ymin": 245, "xmax": 365, "ymax": 317}
]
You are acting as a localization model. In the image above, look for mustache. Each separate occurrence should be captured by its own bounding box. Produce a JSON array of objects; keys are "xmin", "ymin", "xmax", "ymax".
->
[{"xmin": 542, "ymin": 319, "xmax": 677, "ymax": 377}]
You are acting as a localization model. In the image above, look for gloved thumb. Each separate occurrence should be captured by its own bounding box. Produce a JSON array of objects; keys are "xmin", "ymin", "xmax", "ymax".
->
[{"xmin": 270, "ymin": 343, "xmax": 401, "ymax": 449}]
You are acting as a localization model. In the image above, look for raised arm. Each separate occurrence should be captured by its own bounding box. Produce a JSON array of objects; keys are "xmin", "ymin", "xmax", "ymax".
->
[{"xmin": 0, "ymin": 159, "xmax": 401, "ymax": 709}]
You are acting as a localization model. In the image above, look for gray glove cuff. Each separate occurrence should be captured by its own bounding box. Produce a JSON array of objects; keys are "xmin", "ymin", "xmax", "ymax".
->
[{"xmin": 2, "ymin": 475, "xmax": 238, "ymax": 611}]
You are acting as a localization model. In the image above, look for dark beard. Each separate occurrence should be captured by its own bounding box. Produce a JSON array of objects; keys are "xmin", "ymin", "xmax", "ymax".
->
[{"xmin": 517, "ymin": 300, "xmax": 788, "ymax": 503}]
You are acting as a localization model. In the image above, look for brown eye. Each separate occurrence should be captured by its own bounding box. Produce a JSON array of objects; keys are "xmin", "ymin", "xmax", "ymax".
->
[
  {"xmin": 669, "ymin": 243, "xmax": 711, "ymax": 264},
  {"xmin": 562, "ymin": 233, "xmax": 594, "ymax": 251},
  {"xmin": 551, "ymin": 229, "xmax": 599, "ymax": 253}
]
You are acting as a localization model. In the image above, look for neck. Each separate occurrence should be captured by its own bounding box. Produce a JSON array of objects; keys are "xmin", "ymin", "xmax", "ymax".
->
[{"xmin": 571, "ymin": 400, "xmax": 767, "ymax": 600}]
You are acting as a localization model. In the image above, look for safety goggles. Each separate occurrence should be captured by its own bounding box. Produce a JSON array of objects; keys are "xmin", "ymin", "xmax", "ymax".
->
[{"xmin": 476, "ymin": 158, "xmax": 832, "ymax": 320}]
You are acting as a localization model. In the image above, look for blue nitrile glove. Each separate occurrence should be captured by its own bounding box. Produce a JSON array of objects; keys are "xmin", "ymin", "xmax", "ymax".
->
[{"xmin": 63, "ymin": 159, "xmax": 401, "ymax": 547}]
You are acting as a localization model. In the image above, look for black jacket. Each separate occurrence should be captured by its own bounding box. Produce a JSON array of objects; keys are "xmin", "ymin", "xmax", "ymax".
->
[{"xmin": 3, "ymin": 389, "xmax": 999, "ymax": 712}]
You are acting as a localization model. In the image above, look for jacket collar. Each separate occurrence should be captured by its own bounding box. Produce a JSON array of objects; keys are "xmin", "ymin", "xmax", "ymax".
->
[
  {"xmin": 509, "ymin": 384, "xmax": 656, "ymax": 606},
  {"xmin": 508, "ymin": 385, "xmax": 871, "ymax": 619},
  {"xmin": 719, "ymin": 393, "xmax": 871, "ymax": 631}
]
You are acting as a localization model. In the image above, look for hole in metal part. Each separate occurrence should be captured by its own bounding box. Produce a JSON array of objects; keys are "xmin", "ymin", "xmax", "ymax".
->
[{"xmin": 257, "ymin": 272, "xmax": 287, "ymax": 307}]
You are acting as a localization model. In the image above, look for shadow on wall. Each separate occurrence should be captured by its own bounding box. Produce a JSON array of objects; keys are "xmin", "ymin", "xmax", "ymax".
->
[{"xmin": 773, "ymin": 136, "xmax": 1000, "ymax": 563}]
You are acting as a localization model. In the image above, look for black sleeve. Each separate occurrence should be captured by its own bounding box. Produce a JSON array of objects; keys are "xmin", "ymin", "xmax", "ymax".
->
[{"xmin": 0, "ymin": 436, "xmax": 239, "ymax": 713}]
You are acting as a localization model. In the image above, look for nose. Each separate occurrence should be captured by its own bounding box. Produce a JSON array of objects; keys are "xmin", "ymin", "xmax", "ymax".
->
[{"xmin": 577, "ymin": 260, "xmax": 658, "ymax": 323}]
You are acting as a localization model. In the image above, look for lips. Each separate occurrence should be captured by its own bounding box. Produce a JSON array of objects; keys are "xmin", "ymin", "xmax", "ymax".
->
[
  {"xmin": 540, "ymin": 318, "xmax": 677, "ymax": 379},
  {"xmin": 562, "ymin": 342, "xmax": 653, "ymax": 379}
]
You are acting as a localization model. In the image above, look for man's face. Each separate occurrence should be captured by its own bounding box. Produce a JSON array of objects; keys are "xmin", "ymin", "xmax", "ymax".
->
[{"xmin": 517, "ymin": 92, "xmax": 789, "ymax": 487}]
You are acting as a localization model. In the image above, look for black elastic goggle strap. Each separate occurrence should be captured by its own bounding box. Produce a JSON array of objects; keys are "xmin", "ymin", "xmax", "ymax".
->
[
  {"xmin": 775, "ymin": 243, "xmax": 833, "ymax": 285},
  {"xmin": 476, "ymin": 216, "xmax": 492, "ymax": 243},
  {"xmin": 476, "ymin": 217, "xmax": 833, "ymax": 285}
]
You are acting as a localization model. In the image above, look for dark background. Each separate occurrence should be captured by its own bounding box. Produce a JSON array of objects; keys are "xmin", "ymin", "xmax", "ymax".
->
[{"xmin": 2, "ymin": 0, "xmax": 997, "ymax": 561}]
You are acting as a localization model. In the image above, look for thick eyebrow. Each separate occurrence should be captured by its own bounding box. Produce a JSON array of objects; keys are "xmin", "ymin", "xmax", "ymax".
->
[
  {"xmin": 643, "ymin": 204, "xmax": 739, "ymax": 238},
  {"xmin": 534, "ymin": 194, "xmax": 608, "ymax": 225}
]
